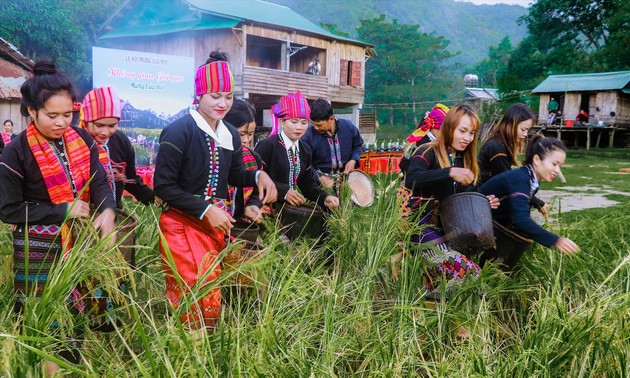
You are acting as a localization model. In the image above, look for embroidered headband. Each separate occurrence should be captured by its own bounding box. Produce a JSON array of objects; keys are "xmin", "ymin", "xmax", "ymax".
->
[
  {"xmin": 81, "ymin": 86, "xmax": 122, "ymax": 122},
  {"xmin": 270, "ymin": 90, "xmax": 310, "ymax": 135},
  {"xmin": 407, "ymin": 103, "xmax": 450, "ymax": 143},
  {"xmin": 195, "ymin": 60, "xmax": 233, "ymax": 96}
]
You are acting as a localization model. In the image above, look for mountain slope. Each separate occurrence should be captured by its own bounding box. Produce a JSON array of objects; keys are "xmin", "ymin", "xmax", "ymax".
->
[{"xmin": 266, "ymin": 0, "xmax": 527, "ymax": 66}]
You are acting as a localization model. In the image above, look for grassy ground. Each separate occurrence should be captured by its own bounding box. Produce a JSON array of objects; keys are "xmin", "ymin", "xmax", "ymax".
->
[{"xmin": 0, "ymin": 149, "xmax": 629, "ymax": 377}]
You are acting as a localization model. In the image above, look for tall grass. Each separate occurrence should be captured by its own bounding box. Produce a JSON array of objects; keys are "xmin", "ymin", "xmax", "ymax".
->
[{"xmin": 1, "ymin": 151, "xmax": 629, "ymax": 376}]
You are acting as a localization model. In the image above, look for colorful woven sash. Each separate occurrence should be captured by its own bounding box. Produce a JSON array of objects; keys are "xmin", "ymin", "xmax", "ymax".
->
[
  {"xmin": 327, "ymin": 133, "xmax": 342, "ymax": 171},
  {"xmin": 228, "ymin": 145, "xmax": 259, "ymax": 209},
  {"xmin": 1, "ymin": 132, "xmax": 11, "ymax": 146},
  {"xmin": 26, "ymin": 123, "xmax": 92, "ymax": 249}
]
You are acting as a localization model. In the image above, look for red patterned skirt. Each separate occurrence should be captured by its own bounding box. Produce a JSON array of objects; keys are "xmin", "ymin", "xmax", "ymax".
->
[{"xmin": 159, "ymin": 209, "xmax": 226, "ymax": 329}]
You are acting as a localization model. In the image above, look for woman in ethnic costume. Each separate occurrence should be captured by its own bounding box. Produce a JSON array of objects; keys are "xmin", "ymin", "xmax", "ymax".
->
[
  {"xmin": 0, "ymin": 119, "xmax": 18, "ymax": 155},
  {"xmin": 478, "ymin": 135, "xmax": 579, "ymax": 268},
  {"xmin": 255, "ymin": 91, "xmax": 339, "ymax": 214},
  {"xmin": 76, "ymin": 86, "xmax": 154, "ymax": 331},
  {"xmin": 153, "ymin": 56, "xmax": 276, "ymax": 329},
  {"xmin": 399, "ymin": 103, "xmax": 449, "ymax": 174},
  {"xmin": 477, "ymin": 103, "xmax": 548, "ymax": 217},
  {"xmin": 0, "ymin": 61, "xmax": 117, "ymax": 373},
  {"xmin": 224, "ymin": 99, "xmax": 264, "ymax": 223},
  {"xmin": 80, "ymin": 86, "xmax": 155, "ymax": 208},
  {"xmin": 404, "ymin": 104, "xmax": 498, "ymax": 298}
]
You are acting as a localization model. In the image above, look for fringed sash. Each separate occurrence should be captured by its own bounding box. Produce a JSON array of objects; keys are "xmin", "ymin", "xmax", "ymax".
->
[
  {"xmin": 1, "ymin": 132, "xmax": 11, "ymax": 146},
  {"xmin": 26, "ymin": 123, "xmax": 92, "ymax": 249}
]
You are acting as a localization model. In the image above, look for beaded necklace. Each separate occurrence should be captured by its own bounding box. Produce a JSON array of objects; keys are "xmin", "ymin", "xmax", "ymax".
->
[
  {"xmin": 204, "ymin": 136, "xmax": 220, "ymax": 198},
  {"xmin": 101, "ymin": 141, "xmax": 116, "ymax": 200},
  {"xmin": 49, "ymin": 138, "xmax": 78, "ymax": 197},
  {"xmin": 286, "ymin": 142, "xmax": 301, "ymax": 190}
]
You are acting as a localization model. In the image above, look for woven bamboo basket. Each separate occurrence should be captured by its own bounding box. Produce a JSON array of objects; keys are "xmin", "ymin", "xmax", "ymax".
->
[
  {"xmin": 223, "ymin": 240, "xmax": 264, "ymax": 286},
  {"xmin": 279, "ymin": 203, "xmax": 325, "ymax": 240},
  {"xmin": 439, "ymin": 192, "xmax": 495, "ymax": 254},
  {"xmin": 231, "ymin": 219, "xmax": 260, "ymax": 243}
]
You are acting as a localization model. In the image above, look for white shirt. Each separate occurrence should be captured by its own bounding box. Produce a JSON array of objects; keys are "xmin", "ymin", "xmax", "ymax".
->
[{"xmin": 189, "ymin": 106, "xmax": 234, "ymax": 151}]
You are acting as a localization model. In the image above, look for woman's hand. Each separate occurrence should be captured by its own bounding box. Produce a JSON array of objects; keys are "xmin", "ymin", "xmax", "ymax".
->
[
  {"xmin": 555, "ymin": 237, "xmax": 579, "ymax": 255},
  {"xmin": 94, "ymin": 208, "xmax": 117, "ymax": 243},
  {"xmin": 538, "ymin": 203, "xmax": 550, "ymax": 222},
  {"xmin": 244, "ymin": 205, "xmax": 263, "ymax": 223},
  {"xmin": 487, "ymin": 194, "xmax": 500, "ymax": 209},
  {"xmin": 319, "ymin": 175, "xmax": 335, "ymax": 189},
  {"xmin": 285, "ymin": 189, "xmax": 305, "ymax": 206},
  {"xmin": 67, "ymin": 200, "xmax": 90, "ymax": 219},
  {"xmin": 324, "ymin": 195, "xmax": 340, "ymax": 210},
  {"xmin": 449, "ymin": 167, "xmax": 475, "ymax": 185},
  {"xmin": 256, "ymin": 172, "xmax": 278, "ymax": 204},
  {"xmin": 204, "ymin": 205, "xmax": 235, "ymax": 233}
]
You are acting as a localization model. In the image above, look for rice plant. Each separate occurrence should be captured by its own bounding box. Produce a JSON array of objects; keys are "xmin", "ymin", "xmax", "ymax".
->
[{"xmin": 0, "ymin": 149, "xmax": 629, "ymax": 377}]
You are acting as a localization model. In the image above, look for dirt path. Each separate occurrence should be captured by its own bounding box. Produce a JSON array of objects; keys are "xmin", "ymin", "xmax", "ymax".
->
[{"xmin": 535, "ymin": 185, "xmax": 629, "ymax": 213}]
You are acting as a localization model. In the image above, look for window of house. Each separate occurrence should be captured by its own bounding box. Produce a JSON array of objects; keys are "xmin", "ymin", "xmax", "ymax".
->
[{"xmin": 340, "ymin": 59, "xmax": 361, "ymax": 87}]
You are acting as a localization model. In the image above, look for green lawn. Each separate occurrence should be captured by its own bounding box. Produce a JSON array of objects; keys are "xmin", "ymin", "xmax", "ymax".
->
[{"xmin": 1, "ymin": 149, "xmax": 628, "ymax": 376}]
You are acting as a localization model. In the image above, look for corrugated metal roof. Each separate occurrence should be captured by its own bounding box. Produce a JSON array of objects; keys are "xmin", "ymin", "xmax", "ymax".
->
[
  {"xmin": 185, "ymin": 0, "xmax": 370, "ymax": 47},
  {"xmin": 101, "ymin": 17, "xmax": 239, "ymax": 39},
  {"xmin": 531, "ymin": 71, "xmax": 630, "ymax": 93},
  {"xmin": 0, "ymin": 76, "xmax": 27, "ymax": 98},
  {"xmin": 0, "ymin": 37, "xmax": 34, "ymax": 71},
  {"xmin": 465, "ymin": 87, "xmax": 499, "ymax": 100}
]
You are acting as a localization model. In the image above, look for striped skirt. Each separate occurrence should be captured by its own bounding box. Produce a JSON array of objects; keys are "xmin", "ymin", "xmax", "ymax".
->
[{"xmin": 159, "ymin": 208, "xmax": 226, "ymax": 329}]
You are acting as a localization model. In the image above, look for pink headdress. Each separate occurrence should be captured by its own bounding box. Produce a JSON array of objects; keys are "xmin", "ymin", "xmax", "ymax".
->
[
  {"xmin": 407, "ymin": 103, "xmax": 449, "ymax": 143},
  {"xmin": 270, "ymin": 90, "xmax": 310, "ymax": 135},
  {"xmin": 194, "ymin": 60, "xmax": 233, "ymax": 98},
  {"xmin": 81, "ymin": 86, "xmax": 122, "ymax": 122}
]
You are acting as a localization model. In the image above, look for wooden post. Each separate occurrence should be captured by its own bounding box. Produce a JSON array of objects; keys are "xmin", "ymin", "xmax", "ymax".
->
[
  {"xmin": 586, "ymin": 128, "xmax": 591, "ymax": 150},
  {"xmin": 609, "ymin": 127, "xmax": 615, "ymax": 148}
]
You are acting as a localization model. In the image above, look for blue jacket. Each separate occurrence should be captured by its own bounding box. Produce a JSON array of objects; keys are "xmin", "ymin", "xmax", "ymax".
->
[
  {"xmin": 478, "ymin": 166, "xmax": 559, "ymax": 247},
  {"xmin": 301, "ymin": 117, "xmax": 363, "ymax": 181}
]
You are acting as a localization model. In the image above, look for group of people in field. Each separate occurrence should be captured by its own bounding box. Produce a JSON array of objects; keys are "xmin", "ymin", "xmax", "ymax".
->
[{"xmin": 0, "ymin": 52, "xmax": 579, "ymax": 372}]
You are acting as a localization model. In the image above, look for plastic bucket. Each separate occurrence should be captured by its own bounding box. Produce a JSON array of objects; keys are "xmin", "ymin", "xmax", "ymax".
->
[{"xmin": 565, "ymin": 120, "xmax": 574, "ymax": 127}]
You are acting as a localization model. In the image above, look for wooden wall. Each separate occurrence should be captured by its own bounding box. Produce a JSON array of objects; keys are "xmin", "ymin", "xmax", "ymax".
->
[
  {"xmin": 103, "ymin": 25, "xmax": 369, "ymax": 106},
  {"xmin": 592, "ymin": 91, "xmax": 617, "ymax": 124},
  {"xmin": 538, "ymin": 94, "xmax": 550, "ymax": 122},
  {"xmin": 0, "ymin": 99, "xmax": 28, "ymax": 133},
  {"xmin": 243, "ymin": 25, "xmax": 367, "ymax": 88},
  {"xmin": 616, "ymin": 93, "xmax": 630, "ymax": 125},
  {"xmin": 563, "ymin": 93, "xmax": 581, "ymax": 121}
]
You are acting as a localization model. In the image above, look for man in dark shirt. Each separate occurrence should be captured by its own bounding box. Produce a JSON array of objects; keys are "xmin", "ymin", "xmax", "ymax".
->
[{"xmin": 301, "ymin": 98, "xmax": 363, "ymax": 188}]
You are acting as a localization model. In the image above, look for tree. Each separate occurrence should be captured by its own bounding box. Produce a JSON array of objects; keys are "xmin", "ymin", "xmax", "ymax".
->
[
  {"xmin": 473, "ymin": 37, "xmax": 513, "ymax": 89},
  {"xmin": 517, "ymin": 0, "xmax": 628, "ymax": 73},
  {"xmin": 357, "ymin": 15, "xmax": 458, "ymax": 128},
  {"xmin": 0, "ymin": 0, "xmax": 123, "ymax": 93}
]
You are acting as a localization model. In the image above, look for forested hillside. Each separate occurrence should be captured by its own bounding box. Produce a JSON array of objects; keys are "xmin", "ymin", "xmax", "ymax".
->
[{"xmin": 267, "ymin": 0, "xmax": 528, "ymax": 66}]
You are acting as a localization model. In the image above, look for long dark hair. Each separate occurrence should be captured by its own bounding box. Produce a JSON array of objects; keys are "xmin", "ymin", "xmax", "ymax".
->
[
  {"xmin": 523, "ymin": 135, "xmax": 566, "ymax": 165},
  {"xmin": 20, "ymin": 60, "xmax": 77, "ymax": 117},
  {"xmin": 224, "ymin": 99, "xmax": 256, "ymax": 128},
  {"xmin": 484, "ymin": 103, "xmax": 534, "ymax": 165}
]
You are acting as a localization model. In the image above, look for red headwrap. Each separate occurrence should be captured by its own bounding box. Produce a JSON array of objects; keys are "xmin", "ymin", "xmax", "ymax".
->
[{"xmin": 270, "ymin": 90, "xmax": 310, "ymax": 135}]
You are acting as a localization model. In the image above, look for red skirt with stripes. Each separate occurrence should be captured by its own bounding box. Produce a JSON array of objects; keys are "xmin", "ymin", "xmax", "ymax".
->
[{"xmin": 159, "ymin": 209, "xmax": 226, "ymax": 329}]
